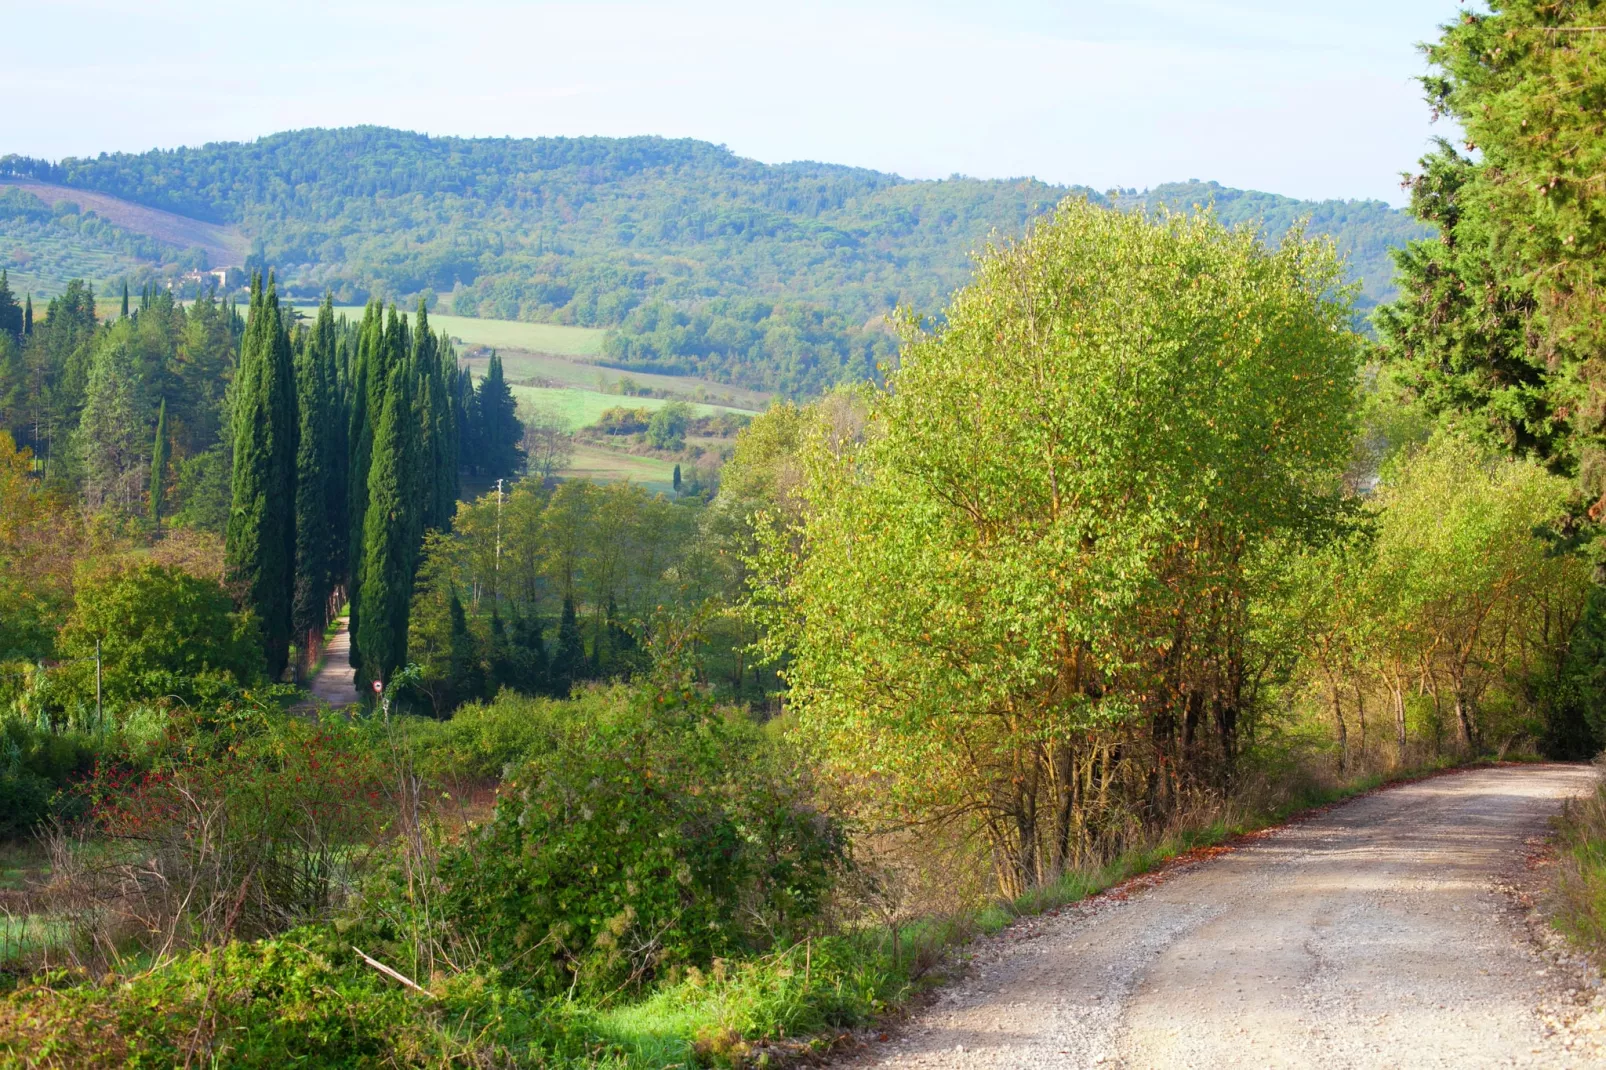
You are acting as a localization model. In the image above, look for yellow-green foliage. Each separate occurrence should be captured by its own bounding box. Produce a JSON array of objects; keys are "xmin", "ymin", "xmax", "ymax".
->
[{"xmin": 752, "ymin": 198, "xmax": 1362, "ymax": 893}]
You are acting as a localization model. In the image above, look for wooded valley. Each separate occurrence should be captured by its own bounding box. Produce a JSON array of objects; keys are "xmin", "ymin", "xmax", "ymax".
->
[{"xmin": 4, "ymin": 1, "xmax": 1606, "ymax": 1066}]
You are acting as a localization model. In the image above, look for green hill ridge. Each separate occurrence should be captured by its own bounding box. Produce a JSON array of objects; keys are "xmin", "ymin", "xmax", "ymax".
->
[{"xmin": 1, "ymin": 127, "xmax": 1429, "ymax": 393}]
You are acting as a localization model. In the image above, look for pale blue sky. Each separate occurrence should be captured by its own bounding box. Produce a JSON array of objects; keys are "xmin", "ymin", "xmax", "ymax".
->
[{"xmin": 5, "ymin": 0, "xmax": 1473, "ymax": 205}]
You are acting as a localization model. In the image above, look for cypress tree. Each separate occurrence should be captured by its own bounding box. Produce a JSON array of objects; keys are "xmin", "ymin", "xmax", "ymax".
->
[
  {"xmin": 454, "ymin": 358, "xmax": 479, "ymax": 475},
  {"xmin": 292, "ymin": 312, "xmax": 335, "ymax": 647},
  {"xmin": 551, "ymin": 595, "xmax": 585, "ymax": 698},
  {"xmin": 225, "ymin": 273, "xmax": 298, "ymax": 680},
  {"xmin": 345, "ymin": 301, "xmax": 382, "ymax": 670},
  {"xmin": 147, "ymin": 397, "xmax": 168, "ymax": 522},
  {"xmin": 23, "ymin": 294, "xmax": 31, "ymax": 336},
  {"xmin": 436, "ymin": 336, "xmax": 459, "ymax": 523},
  {"xmin": 120, "ymin": 281, "xmax": 129, "ymax": 320},
  {"xmin": 355, "ymin": 360, "xmax": 416, "ymax": 690},
  {"xmin": 673, "ymin": 464, "xmax": 681, "ymax": 495},
  {"xmin": 321, "ymin": 300, "xmax": 350, "ymax": 599}
]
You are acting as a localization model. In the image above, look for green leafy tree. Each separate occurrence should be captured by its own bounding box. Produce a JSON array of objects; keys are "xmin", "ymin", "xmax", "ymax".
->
[
  {"xmin": 752, "ymin": 200, "xmax": 1361, "ymax": 891},
  {"xmin": 645, "ymin": 400, "xmax": 691, "ymax": 451},
  {"xmin": 57, "ymin": 562, "xmax": 263, "ymax": 708},
  {"xmin": 225, "ymin": 274, "xmax": 298, "ymax": 680}
]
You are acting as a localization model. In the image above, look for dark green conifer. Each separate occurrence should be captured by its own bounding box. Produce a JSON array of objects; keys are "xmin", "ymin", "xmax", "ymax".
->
[
  {"xmin": 345, "ymin": 301, "xmax": 382, "ymax": 670},
  {"xmin": 148, "ymin": 398, "xmax": 169, "ymax": 522},
  {"xmin": 292, "ymin": 308, "xmax": 337, "ymax": 646},
  {"xmin": 355, "ymin": 360, "xmax": 416, "ymax": 690},
  {"xmin": 23, "ymin": 294, "xmax": 31, "ymax": 336},
  {"xmin": 551, "ymin": 595, "xmax": 585, "ymax": 697},
  {"xmin": 0, "ymin": 272, "xmax": 20, "ymax": 338},
  {"xmin": 120, "ymin": 281, "xmax": 129, "ymax": 320},
  {"xmin": 225, "ymin": 273, "xmax": 298, "ymax": 680},
  {"xmin": 673, "ymin": 464, "xmax": 681, "ymax": 495},
  {"xmin": 475, "ymin": 351, "xmax": 524, "ymax": 479}
]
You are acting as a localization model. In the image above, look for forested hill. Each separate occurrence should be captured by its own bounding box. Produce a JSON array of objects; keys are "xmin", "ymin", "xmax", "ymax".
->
[{"xmin": 0, "ymin": 127, "xmax": 1428, "ymax": 393}]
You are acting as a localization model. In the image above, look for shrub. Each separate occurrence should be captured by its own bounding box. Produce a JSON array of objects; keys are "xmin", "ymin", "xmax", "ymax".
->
[
  {"xmin": 71, "ymin": 710, "xmax": 391, "ymax": 951},
  {"xmin": 0, "ymin": 928, "xmax": 604, "ymax": 1068},
  {"xmin": 436, "ymin": 671, "xmax": 845, "ymax": 998},
  {"xmin": 646, "ymin": 402, "xmax": 692, "ymax": 451},
  {"xmin": 55, "ymin": 562, "xmax": 263, "ymax": 710}
]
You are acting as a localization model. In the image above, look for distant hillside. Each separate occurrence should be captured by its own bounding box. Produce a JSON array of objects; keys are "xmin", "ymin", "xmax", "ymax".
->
[{"xmin": 0, "ymin": 128, "xmax": 1429, "ymax": 393}]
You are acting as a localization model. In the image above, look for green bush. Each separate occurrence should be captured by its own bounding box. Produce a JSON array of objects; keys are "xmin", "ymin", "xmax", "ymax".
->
[
  {"xmin": 55, "ymin": 562, "xmax": 263, "ymax": 711},
  {"xmin": 435, "ymin": 673, "xmax": 845, "ymax": 998},
  {"xmin": 0, "ymin": 721, "xmax": 107, "ymax": 837},
  {"xmin": 0, "ymin": 927, "xmax": 606, "ymax": 1068}
]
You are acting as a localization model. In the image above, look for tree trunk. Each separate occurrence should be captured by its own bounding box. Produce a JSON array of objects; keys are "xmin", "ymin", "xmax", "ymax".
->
[
  {"xmin": 1392, "ymin": 680, "xmax": 1407, "ymax": 767},
  {"xmin": 1454, "ymin": 686, "xmax": 1476, "ymax": 752},
  {"xmin": 1330, "ymin": 683, "xmax": 1348, "ymax": 774}
]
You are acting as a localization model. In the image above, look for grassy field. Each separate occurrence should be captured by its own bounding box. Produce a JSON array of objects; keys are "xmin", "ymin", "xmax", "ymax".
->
[
  {"xmin": 562, "ymin": 442, "xmax": 679, "ymax": 493},
  {"xmin": 292, "ymin": 305, "xmax": 605, "ymax": 357},
  {"xmin": 464, "ymin": 348, "xmax": 771, "ymax": 411},
  {"xmin": 511, "ymin": 385, "xmax": 750, "ymax": 428}
]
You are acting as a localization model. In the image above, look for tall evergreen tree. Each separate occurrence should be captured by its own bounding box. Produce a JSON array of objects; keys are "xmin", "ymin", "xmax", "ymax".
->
[
  {"xmin": 355, "ymin": 359, "xmax": 417, "ymax": 690},
  {"xmin": 147, "ymin": 397, "xmax": 168, "ymax": 522},
  {"xmin": 292, "ymin": 315, "xmax": 335, "ymax": 647},
  {"xmin": 0, "ymin": 272, "xmax": 20, "ymax": 338},
  {"xmin": 225, "ymin": 274, "xmax": 298, "ymax": 680},
  {"xmin": 22, "ymin": 294, "xmax": 31, "ymax": 336},
  {"xmin": 120, "ymin": 281, "xmax": 129, "ymax": 320},
  {"xmin": 345, "ymin": 301, "xmax": 383, "ymax": 671},
  {"xmin": 454, "ymin": 359, "xmax": 479, "ymax": 475},
  {"xmin": 550, "ymin": 594, "xmax": 585, "ymax": 698},
  {"xmin": 476, "ymin": 351, "xmax": 524, "ymax": 479}
]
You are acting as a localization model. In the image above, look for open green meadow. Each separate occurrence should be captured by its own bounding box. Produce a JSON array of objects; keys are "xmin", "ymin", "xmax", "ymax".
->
[
  {"xmin": 510, "ymin": 384, "xmax": 750, "ymax": 428},
  {"xmin": 462, "ymin": 347, "xmax": 771, "ymax": 411},
  {"xmin": 292, "ymin": 305, "xmax": 605, "ymax": 357},
  {"xmin": 562, "ymin": 442, "xmax": 679, "ymax": 493}
]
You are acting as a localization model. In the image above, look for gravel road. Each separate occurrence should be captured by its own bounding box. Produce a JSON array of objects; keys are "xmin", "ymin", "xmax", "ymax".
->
[{"xmin": 840, "ymin": 764, "xmax": 1606, "ymax": 1070}]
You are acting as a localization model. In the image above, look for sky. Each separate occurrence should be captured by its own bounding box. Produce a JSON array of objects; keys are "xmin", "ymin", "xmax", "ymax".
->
[{"xmin": 4, "ymin": 0, "xmax": 1473, "ymax": 206}]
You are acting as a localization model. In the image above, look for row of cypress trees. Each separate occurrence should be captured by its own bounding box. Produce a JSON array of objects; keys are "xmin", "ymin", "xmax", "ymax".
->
[{"xmin": 225, "ymin": 276, "xmax": 486, "ymax": 689}]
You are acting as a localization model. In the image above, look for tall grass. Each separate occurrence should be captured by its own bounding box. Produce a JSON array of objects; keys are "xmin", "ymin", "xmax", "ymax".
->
[{"xmin": 1552, "ymin": 766, "xmax": 1606, "ymax": 952}]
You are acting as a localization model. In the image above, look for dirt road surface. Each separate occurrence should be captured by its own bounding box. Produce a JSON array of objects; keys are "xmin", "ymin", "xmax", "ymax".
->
[
  {"xmin": 307, "ymin": 617, "xmax": 358, "ymax": 708},
  {"xmin": 842, "ymin": 765, "xmax": 1605, "ymax": 1070}
]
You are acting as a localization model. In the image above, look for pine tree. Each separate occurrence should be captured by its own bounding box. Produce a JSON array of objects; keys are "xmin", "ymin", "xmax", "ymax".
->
[
  {"xmin": 551, "ymin": 594, "xmax": 585, "ymax": 697},
  {"xmin": 120, "ymin": 281, "xmax": 129, "ymax": 321},
  {"xmin": 476, "ymin": 351, "xmax": 524, "ymax": 479},
  {"xmin": 355, "ymin": 360, "xmax": 417, "ymax": 690},
  {"xmin": 0, "ymin": 272, "xmax": 20, "ymax": 338},
  {"xmin": 225, "ymin": 273, "xmax": 298, "ymax": 680},
  {"xmin": 148, "ymin": 397, "xmax": 169, "ymax": 522}
]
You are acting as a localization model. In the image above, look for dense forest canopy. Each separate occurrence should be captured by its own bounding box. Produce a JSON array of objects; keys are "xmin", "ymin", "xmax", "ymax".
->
[{"xmin": 1, "ymin": 127, "xmax": 1429, "ymax": 393}]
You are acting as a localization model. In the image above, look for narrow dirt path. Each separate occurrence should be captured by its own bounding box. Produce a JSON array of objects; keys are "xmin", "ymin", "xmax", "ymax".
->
[
  {"xmin": 841, "ymin": 765, "xmax": 1604, "ymax": 1070},
  {"xmin": 306, "ymin": 617, "xmax": 358, "ymax": 708}
]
